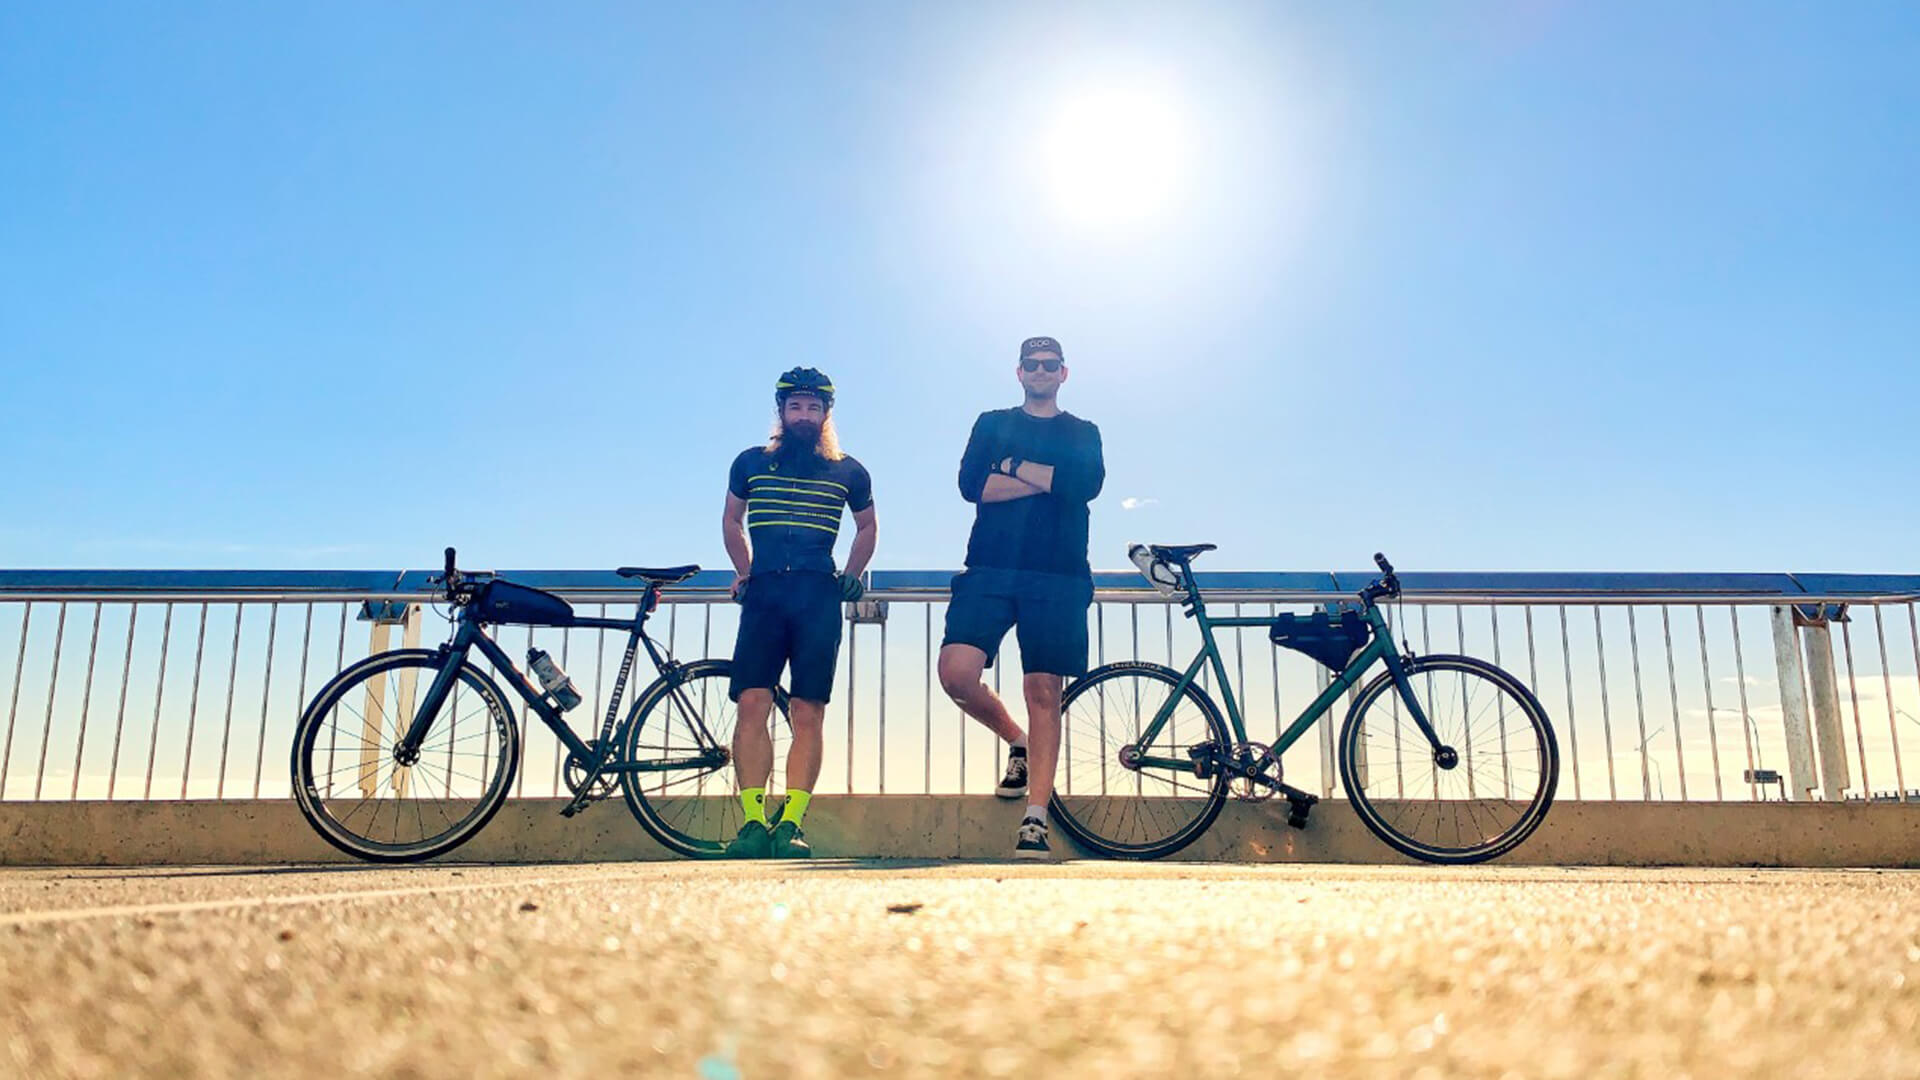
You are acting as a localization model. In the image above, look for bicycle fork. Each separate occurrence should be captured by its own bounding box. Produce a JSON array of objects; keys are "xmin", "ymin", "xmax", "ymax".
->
[
  {"xmin": 396, "ymin": 641, "xmax": 472, "ymax": 768},
  {"xmin": 1378, "ymin": 646, "xmax": 1458, "ymax": 769}
]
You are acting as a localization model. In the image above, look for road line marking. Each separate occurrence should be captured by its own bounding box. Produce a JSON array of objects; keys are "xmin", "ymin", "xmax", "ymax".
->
[{"xmin": 0, "ymin": 870, "xmax": 666, "ymax": 927}]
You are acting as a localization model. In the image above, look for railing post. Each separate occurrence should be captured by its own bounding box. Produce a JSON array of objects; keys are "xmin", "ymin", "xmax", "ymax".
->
[
  {"xmin": 1769, "ymin": 606, "xmax": 1819, "ymax": 800},
  {"xmin": 359, "ymin": 619, "xmax": 392, "ymax": 799},
  {"xmin": 1316, "ymin": 663, "xmax": 1336, "ymax": 795},
  {"xmin": 1793, "ymin": 608, "xmax": 1851, "ymax": 800}
]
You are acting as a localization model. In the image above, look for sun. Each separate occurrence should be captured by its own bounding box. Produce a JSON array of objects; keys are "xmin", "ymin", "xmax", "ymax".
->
[{"xmin": 1039, "ymin": 86, "xmax": 1186, "ymax": 228}]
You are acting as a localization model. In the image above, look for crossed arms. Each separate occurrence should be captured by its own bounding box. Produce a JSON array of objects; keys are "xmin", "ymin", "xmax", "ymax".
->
[{"xmin": 957, "ymin": 417, "xmax": 1105, "ymax": 506}]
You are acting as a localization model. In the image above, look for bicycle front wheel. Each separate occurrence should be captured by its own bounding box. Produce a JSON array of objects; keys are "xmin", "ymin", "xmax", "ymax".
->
[
  {"xmin": 619, "ymin": 659, "xmax": 792, "ymax": 858},
  {"xmin": 1050, "ymin": 662, "xmax": 1231, "ymax": 860},
  {"xmin": 292, "ymin": 649, "xmax": 520, "ymax": 863},
  {"xmin": 1338, "ymin": 654, "xmax": 1558, "ymax": 864}
]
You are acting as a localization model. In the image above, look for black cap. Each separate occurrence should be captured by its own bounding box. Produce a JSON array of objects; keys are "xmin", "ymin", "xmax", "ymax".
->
[{"xmin": 1019, "ymin": 336, "xmax": 1063, "ymax": 359}]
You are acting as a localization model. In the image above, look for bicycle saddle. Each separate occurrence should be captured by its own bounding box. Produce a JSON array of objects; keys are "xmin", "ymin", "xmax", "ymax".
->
[
  {"xmin": 1149, "ymin": 543, "xmax": 1217, "ymax": 564},
  {"xmin": 616, "ymin": 564, "xmax": 701, "ymax": 585}
]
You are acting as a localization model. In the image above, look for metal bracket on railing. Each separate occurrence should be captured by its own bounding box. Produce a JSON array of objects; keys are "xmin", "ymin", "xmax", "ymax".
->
[
  {"xmin": 358, "ymin": 601, "xmax": 412, "ymax": 625},
  {"xmin": 847, "ymin": 599, "xmax": 888, "ymax": 625},
  {"xmin": 1791, "ymin": 603, "xmax": 1850, "ymax": 627}
]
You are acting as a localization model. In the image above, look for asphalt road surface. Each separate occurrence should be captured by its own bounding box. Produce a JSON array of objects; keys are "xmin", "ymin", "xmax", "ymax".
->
[{"xmin": 3, "ymin": 862, "xmax": 1918, "ymax": 1078}]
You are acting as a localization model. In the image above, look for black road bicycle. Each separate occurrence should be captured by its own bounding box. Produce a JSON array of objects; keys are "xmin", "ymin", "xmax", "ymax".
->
[{"xmin": 292, "ymin": 548, "xmax": 788, "ymax": 861}]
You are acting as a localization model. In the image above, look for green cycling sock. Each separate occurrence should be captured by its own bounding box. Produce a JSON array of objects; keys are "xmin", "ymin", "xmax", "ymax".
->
[{"xmin": 779, "ymin": 788, "xmax": 812, "ymax": 826}]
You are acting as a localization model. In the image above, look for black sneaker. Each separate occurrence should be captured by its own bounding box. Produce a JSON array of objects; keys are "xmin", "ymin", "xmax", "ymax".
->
[
  {"xmin": 1013, "ymin": 816, "xmax": 1051, "ymax": 861},
  {"xmin": 995, "ymin": 747, "xmax": 1029, "ymax": 799},
  {"xmin": 769, "ymin": 819, "xmax": 812, "ymax": 858},
  {"xmin": 725, "ymin": 821, "xmax": 772, "ymax": 859}
]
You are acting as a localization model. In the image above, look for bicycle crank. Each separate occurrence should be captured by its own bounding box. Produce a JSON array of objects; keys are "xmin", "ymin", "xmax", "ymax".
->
[
  {"xmin": 562, "ymin": 740, "xmax": 620, "ymax": 804},
  {"xmin": 1223, "ymin": 741, "xmax": 1283, "ymax": 802}
]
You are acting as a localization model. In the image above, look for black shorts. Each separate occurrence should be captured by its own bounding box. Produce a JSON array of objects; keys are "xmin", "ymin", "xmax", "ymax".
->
[
  {"xmin": 730, "ymin": 571, "xmax": 843, "ymax": 703},
  {"xmin": 941, "ymin": 569, "xmax": 1094, "ymax": 678}
]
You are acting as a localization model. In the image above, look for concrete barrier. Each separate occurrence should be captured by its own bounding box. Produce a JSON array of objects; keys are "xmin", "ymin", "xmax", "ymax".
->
[{"xmin": 3, "ymin": 797, "xmax": 1918, "ymax": 866}]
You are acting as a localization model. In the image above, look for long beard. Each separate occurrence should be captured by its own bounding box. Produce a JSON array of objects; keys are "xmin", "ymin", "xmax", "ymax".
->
[{"xmin": 777, "ymin": 421, "xmax": 822, "ymax": 461}]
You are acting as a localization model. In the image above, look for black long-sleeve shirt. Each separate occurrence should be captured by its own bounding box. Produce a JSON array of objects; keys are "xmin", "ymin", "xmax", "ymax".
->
[{"xmin": 957, "ymin": 408, "xmax": 1105, "ymax": 577}]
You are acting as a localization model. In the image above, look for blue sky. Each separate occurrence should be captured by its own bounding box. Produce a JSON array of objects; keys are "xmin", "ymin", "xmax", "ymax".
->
[{"xmin": 3, "ymin": 1, "xmax": 1916, "ymax": 576}]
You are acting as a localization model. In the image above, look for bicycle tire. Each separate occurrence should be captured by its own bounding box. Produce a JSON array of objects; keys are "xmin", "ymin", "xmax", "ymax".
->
[
  {"xmin": 292, "ymin": 649, "xmax": 520, "ymax": 863},
  {"xmin": 618, "ymin": 659, "xmax": 792, "ymax": 858},
  {"xmin": 1049, "ymin": 661, "xmax": 1232, "ymax": 860},
  {"xmin": 1338, "ymin": 653, "xmax": 1559, "ymax": 864}
]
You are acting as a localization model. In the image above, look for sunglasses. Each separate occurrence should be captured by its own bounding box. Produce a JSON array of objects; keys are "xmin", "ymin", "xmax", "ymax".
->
[{"xmin": 1020, "ymin": 358, "xmax": 1063, "ymax": 373}]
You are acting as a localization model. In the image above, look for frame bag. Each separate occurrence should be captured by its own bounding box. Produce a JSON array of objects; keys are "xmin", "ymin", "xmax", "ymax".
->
[
  {"xmin": 1269, "ymin": 610, "xmax": 1370, "ymax": 671},
  {"xmin": 471, "ymin": 580, "xmax": 575, "ymax": 627}
]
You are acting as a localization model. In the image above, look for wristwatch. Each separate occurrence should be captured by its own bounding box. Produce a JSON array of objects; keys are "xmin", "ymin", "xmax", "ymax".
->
[{"xmin": 1000, "ymin": 457, "xmax": 1024, "ymax": 477}]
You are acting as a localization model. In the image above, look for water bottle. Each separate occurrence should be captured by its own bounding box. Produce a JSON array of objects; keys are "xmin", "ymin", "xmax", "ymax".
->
[
  {"xmin": 527, "ymin": 648, "xmax": 582, "ymax": 712},
  {"xmin": 1128, "ymin": 543, "xmax": 1185, "ymax": 599}
]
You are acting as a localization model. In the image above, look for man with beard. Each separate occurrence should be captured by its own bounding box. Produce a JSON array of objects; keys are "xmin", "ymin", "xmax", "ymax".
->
[
  {"xmin": 938, "ymin": 336, "xmax": 1104, "ymax": 860},
  {"xmin": 721, "ymin": 367, "xmax": 876, "ymax": 858}
]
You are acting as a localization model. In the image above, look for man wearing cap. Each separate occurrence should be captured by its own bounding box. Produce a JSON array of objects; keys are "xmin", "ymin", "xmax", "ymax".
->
[
  {"xmin": 721, "ymin": 367, "xmax": 877, "ymax": 858},
  {"xmin": 938, "ymin": 336, "xmax": 1105, "ymax": 859}
]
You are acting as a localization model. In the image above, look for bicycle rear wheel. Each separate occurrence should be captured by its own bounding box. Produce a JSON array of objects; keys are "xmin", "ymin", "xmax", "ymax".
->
[
  {"xmin": 618, "ymin": 659, "xmax": 792, "ymax": 857},
  {"xmin": 292, "ymin": 649, "xmax": 520, "ymax": 862},
  {"xmin": 1338, "ymin": 654, "xmax": 1558, "ymax": 864},
  {"xmin": 1049, "ymin": 662, "xmax": 1231, "ymax": 860}
]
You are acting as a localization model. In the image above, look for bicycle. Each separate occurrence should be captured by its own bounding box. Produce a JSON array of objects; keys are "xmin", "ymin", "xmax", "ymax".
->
[
  {"xmin": 1051, "ymin": 545, "xmax": 1559, "ymax": 864},
  {"xmin": 291, "ymin": 548, "xmax": 790, "ymax": 861}
]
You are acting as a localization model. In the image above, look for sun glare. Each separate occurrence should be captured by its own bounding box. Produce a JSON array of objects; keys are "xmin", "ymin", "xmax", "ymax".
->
[{"xmin": 1040, "ymin": 87, "xmax": 1186, "ymax": 228}]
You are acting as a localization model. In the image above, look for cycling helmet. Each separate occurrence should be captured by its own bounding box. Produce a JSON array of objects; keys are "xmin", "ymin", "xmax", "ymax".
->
[{"xmin": 775, "ymin": 367, "xmax": 835, "ymax": 409}]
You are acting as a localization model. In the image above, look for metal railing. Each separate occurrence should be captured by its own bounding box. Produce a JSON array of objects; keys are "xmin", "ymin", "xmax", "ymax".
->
[{"xmin": 1, "ymin": 567, "xmax": 1916, "ymax": 804}]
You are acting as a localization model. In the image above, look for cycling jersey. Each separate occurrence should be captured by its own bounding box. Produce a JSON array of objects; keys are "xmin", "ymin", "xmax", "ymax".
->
[{"xmin": 728, "ymin": 447, "xmax": 873, "ymax": 577}]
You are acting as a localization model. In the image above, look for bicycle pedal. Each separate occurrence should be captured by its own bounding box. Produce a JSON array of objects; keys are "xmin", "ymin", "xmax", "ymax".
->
[{"xmin": 1283, "ymin": 789, "xmax": 1317, "ymax": 830}]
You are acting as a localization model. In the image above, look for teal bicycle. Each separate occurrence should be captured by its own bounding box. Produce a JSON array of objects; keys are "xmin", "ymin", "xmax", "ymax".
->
[{"xmin": 1052, "ymin": 546, "xmax": 1559, "ymax": 863}]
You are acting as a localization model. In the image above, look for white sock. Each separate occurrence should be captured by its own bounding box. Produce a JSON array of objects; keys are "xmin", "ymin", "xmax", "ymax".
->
[
  {"xmin": 1025, "ymin": 804, "xmax": 1046, "ymax": 823},
  {"xmin": 1010, "ymin": 737, "xmax": 1028, "ymax": 753}
]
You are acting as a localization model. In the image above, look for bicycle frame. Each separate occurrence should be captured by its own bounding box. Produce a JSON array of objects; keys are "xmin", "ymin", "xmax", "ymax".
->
[
  {"xmin": 1126, "ymin": 575, "xmax": 1442, "ymax": 775},
  {"xmin": 397, "ymin": 603, "xmax": 726, "ymax": 776}
]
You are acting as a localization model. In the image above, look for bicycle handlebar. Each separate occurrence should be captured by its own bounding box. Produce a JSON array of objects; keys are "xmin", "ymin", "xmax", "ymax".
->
[
  {"xmin": 432, "ymin": 546, "xmax": 471, "ymax": 603},
  {"xmin": 1361, "ymin": 551, "xmax": 1401, "ymax": 604}
]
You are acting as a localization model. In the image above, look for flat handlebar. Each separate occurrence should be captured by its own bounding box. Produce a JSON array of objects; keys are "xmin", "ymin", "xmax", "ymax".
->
[{"xmin": 1362, "ymin": 551, "xmax": 1401, "ymax": 603}]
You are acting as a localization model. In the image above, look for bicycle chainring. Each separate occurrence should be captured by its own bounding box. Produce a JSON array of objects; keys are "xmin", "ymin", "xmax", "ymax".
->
[
  {"xmin": 1227, "ymin": 741, "xmax": 1281, "ymax": 802},
  {"xmin": 563, "ymin": 740, "xmax": 620, "ymax": 801}
]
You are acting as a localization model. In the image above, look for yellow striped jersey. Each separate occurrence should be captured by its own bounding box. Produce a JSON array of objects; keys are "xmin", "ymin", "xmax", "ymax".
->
[{"xmin": 728, "ymin": 446, "xmax": 873, "ymax": 576}]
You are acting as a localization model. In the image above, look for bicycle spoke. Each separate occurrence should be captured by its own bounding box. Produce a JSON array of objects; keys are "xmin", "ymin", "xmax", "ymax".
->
[
  {"xmin": 296, "ymin": 655, "xmax": 516, "ymax": 860},
  {"xmin": 1344, "ymin": 658, "xmax": 1556, "ymax": 862}
]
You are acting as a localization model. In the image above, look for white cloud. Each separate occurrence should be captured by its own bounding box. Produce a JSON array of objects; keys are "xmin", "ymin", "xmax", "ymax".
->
[{"xmin": 1120, "ymin": 497, "xmax": 1159, "ymax": 511}]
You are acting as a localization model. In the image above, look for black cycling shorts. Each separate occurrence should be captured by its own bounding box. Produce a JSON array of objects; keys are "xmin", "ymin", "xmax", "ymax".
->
[
  {"xmin": 941, "ymin": 569, "xmax": 1093, "ymax": 678},
  {"xmin": 730, "ymin": 571, "xmax": 843, "ymax": 703}
]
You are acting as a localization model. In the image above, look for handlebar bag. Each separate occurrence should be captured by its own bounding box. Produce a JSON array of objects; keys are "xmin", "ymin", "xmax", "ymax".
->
[
  {"xmin": 471, "ymin": 580, "xmax": 575, "ymax": 627},
  {"xmin": 1269, "ymin": 610, "xmax": 1370, "ymax": 671}
]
